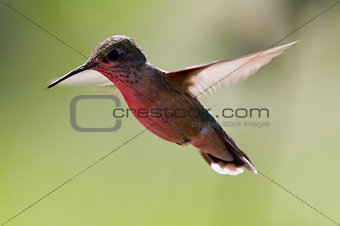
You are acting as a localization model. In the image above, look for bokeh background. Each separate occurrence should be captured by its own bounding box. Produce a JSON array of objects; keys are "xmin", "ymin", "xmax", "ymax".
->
[{"xmin": 1, "ymin": 0, "xmax": 339, "ymax": 225}]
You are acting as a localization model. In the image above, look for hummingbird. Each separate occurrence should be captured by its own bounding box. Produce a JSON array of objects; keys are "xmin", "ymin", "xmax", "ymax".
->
[{"xmin": 47, "ymin": 35, "xmax": 297, "ymax": 175}]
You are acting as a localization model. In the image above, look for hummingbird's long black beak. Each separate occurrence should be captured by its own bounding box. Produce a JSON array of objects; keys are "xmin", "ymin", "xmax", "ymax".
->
[{"xmin": 46, "ymin": 62, "xmax": 96, "ymax": 89}]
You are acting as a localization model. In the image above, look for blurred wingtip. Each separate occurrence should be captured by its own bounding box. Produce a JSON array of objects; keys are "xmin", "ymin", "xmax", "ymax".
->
[
  {"xmin": 289, "ymin": 40, "xmax": 300, "ymax": 46},
  {"xmin": 277, "ymin": 40, "xmax": 300, "ymax": 50}
]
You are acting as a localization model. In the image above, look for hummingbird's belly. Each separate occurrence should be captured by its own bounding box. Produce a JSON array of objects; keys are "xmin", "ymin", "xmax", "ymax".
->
[
  {"xmin": 122, "ymin": 92, "xmax": 202, "ymax": 143},
  {"xmin": 134, "ymin": 109, "xmax": 201, "ymax": 143}
]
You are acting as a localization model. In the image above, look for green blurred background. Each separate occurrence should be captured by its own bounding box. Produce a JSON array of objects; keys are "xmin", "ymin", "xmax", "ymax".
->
[{"xmin": 1, "ymin": 0, "xmax": 339, "ymax": 225}]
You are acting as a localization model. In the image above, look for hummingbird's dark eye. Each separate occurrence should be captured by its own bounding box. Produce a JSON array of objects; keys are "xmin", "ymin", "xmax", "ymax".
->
[{"xmin": 107, "ymin": 49, "xmax": 120, "ymax": 61}]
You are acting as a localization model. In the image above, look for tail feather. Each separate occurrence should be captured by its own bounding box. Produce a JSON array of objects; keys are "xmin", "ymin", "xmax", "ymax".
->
[
  {"xmin": 192, "ymin": 115, "xmax": 257, "ymax": 175},
  {"xmin": 222, "ymin": 136, "xmax": 257, "ymax": 174},
  {"xmin": 199, "ymin": 150, "xmax": 257, "ymax": 175}
]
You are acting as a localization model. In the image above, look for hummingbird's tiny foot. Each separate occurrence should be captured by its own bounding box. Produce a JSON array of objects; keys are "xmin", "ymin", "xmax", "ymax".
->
[{"xmin": 176, "ymin": 137, "xmax": 191, "ymax": 145}]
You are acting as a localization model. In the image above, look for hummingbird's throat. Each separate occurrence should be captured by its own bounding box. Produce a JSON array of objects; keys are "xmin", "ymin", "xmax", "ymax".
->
[{"xmin": 94, "ymin": 63, "xmax": 140, "ymax": 88}]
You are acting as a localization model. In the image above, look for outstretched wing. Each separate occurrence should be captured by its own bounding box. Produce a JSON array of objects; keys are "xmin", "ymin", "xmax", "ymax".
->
[{"xmin": 166, "ymin": 41, "xmax": 298, "ymax": 96}]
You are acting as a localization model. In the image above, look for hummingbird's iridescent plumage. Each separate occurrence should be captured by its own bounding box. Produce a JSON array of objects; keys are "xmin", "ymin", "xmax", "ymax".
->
[{"xmin": 47, "ymin": 35, "xmax": 297, "ymax": 175}]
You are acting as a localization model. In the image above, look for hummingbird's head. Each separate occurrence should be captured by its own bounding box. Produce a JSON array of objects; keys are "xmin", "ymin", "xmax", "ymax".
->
[
  {"xmin": 89, "ymin": 35, "xmax": 146, "ymax": 63},
  {"xmin": 47, "ymin": 35, "xmax": 147, "ymax": 89}
]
